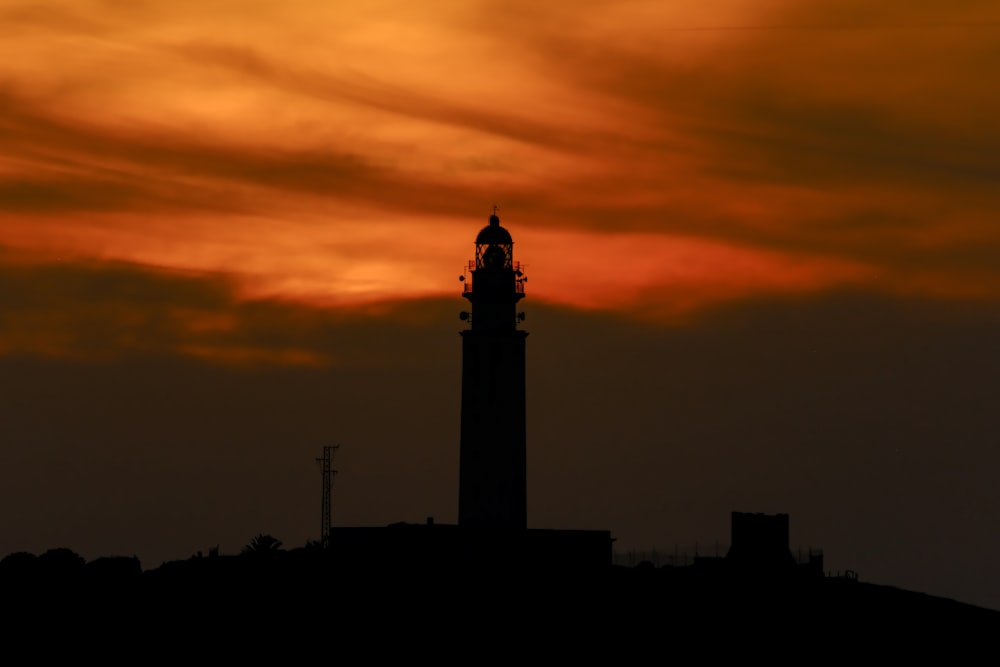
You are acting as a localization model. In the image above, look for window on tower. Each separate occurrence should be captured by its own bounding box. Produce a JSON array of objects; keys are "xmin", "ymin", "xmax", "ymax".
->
[{"xmin": 483, "ymin": 244, "xmax": 506, "ymax": 269}]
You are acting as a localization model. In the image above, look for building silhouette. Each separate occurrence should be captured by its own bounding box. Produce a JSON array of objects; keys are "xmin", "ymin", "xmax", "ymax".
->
[
  {"xmin": 726, "ymin": 511, "xmax": 798, "ymax": 571},
  {"xmin": 325, "ymin": 210, "xmax": 612, "ymax": 572},
  {"xmin": 458, "ymin": 208, "xmax": 528, "ymax": 529},
  {"xmin": 5, "ymin": 210, "xmax": 1000, "ymax": 631},
  {"xmin": 323, "ymin": 214, "xmax": 825, "ymax": 576}
]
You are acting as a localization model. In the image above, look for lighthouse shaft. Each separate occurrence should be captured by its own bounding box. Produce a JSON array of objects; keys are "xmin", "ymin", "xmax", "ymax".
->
[{"xmin": 458, "ymin": 212, "xmax": 528, "ymax": 530}]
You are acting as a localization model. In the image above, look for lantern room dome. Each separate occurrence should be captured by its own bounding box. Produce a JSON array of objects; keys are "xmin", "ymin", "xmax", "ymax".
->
[{"xmin": 476, "ymin": 213, "xmax": 513, "ymax": 245}]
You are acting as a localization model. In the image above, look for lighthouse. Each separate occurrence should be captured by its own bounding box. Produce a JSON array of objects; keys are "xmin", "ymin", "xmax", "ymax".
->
[
  {"xmin": 327, "ymin": 209, "xmax": 610, "ymax": 570},
  {"xmin": 458, "ymin": 208, "xmax": 528, "ymax": 530}
]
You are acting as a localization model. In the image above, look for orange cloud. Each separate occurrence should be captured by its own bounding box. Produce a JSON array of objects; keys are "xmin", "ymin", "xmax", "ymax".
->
[
  {"xmin": 1, "ymin": 0, "xmax": 999, "ymax": 336},
  {"xmin": 522, "ymin": 227, "xmax": 876, "ymax": 319}
]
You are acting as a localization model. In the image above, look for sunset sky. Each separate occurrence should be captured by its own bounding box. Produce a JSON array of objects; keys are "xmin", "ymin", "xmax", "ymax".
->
[{"xmin": 2, "ymin": 0, "xmax": 999, "ymax": 610}]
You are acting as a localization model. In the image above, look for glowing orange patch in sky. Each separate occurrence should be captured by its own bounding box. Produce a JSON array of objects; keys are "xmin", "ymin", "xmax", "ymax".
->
[{"xmin": 2, "ymin": 0, "xmax": 1000, "ymax": 333}]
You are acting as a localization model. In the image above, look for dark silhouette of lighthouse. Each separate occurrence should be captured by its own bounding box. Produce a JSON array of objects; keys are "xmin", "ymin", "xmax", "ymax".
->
[
  {"xmin": 458, "ymin": 208, "xmax": 528, "ymax": 530},
  {"xmin": 325, "ymin": 208, "xmax": 608, "ymax": 570}
]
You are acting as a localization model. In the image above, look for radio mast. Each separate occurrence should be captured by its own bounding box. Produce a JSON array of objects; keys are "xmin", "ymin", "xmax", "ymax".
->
[{"xmin": 317, "ymin": 444, "xmax": 339, "ymax": 549}]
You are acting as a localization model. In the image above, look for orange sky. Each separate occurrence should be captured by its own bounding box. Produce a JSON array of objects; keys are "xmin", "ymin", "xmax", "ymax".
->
[
  {"xmin": 3, "ymin": 0, "xmax": 999, "ymax": 346},
  {"xmin": 3, "ymin": 1, "xmax": 1000, "ymax": 610}
]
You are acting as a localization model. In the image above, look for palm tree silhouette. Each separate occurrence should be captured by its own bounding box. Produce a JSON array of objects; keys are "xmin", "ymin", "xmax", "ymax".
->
[{"xmin": 241, "ymin": 534, "xmax": 283, "ymax": 556}]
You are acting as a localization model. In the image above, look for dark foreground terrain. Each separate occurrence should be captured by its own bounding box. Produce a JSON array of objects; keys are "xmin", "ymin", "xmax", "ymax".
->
[{"xmin": 2, "ymin": 545, "xmax": 996, "ymax": 655}]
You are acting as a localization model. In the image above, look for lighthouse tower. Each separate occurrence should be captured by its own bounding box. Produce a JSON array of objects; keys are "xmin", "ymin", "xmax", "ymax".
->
[{"xmin": 458, "ymin": 208, "xmax": 528, "ymax": 530}]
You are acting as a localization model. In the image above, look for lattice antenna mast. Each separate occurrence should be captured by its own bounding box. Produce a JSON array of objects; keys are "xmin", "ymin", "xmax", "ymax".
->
[{"xmin": 317, "ymin": 445, "xmax": 339, "ymax": 549}]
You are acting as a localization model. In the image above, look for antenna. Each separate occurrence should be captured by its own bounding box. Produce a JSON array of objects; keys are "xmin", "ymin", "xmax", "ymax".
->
[{"xmin": 317, "ymin": 445, "xmax": 339, "ymax": 549}]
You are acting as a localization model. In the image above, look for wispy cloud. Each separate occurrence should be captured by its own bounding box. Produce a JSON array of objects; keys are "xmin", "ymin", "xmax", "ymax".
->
[
  {"xmin": 2, "ymin": 0, "xmax": 999, "ymax": 327},
  {"xmin": 0, "ymin": 251, "xmax": 471, "ymax": 365}
]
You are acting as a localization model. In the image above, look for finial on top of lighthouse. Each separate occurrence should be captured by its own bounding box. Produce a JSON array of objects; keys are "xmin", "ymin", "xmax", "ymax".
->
[{"xmin": 475, "ymin": 204, "xmax": 514, "ymax": 262}]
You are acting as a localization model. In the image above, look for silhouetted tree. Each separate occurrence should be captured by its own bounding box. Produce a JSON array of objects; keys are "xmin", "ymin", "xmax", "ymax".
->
[
  {"xmin": 87, "ymin": 555, "xmax": 142, "ymax": 581},
  {"xmin": 38, "ymin": 547, "xmax": 86, "ymax": 571},
  {"xmin": 241, "ymin": 534, "xmax": 283, "ymax": 556},
  {"xmin": 0, "ymin": 551, "xmax": 39, "ymax": 581},
  {"xmin": 28, "ymin": 547, "xmax": 88, "ymax": 586}
]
